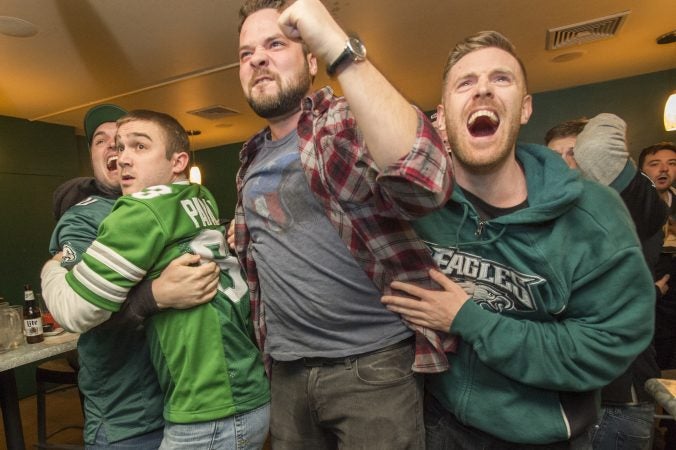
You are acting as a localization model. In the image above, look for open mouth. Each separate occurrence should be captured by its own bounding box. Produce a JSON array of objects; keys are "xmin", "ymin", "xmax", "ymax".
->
[
  {"xmin": 467, "ymin": 110, "xmax": 499, "ymax": 137},
  {"xmin": 106, "ymin": 155, "xmax": 118, "ymax": 171}
]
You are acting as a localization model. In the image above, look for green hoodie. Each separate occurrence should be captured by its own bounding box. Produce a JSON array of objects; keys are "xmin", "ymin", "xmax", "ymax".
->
[{"xmin": 414, "ymin": 143, "xmax": 654, "ymax": 444}]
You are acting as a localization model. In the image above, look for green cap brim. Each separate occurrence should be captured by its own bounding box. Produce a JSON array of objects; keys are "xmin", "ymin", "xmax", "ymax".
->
[{"xmin": 84, "ymin": 104, "xmax": 127, "ymax": 147}]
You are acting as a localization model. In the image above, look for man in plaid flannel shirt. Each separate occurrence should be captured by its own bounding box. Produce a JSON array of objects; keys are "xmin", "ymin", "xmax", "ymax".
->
[{"xmin": 232, "ymin": 0, "xmax": 454, "ymax": 448}]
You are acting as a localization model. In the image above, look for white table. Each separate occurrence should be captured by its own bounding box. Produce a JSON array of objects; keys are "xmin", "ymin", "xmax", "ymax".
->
[{"xmin": 0, "ymin": 333, "xmax": 79, "ymax": 450}]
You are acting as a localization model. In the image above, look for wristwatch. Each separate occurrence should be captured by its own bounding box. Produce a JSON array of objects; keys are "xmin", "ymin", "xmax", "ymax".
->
[{"xmin": 326, "ymin": 37, "xmax": 367, "ymax": 76}]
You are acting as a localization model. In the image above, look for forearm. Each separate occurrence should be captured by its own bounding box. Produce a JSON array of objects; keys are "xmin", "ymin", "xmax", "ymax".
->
[
  {"xmin": 279, "ymin": 0, "xmax": 439, "ymax": 168},
  {"xmin": 574, "ymin": 113, "xmax": 628, "ymax": 187},
  {"xmin": 453, "ymin": 249, "xmax": 654, "ymax": 391},
  {"xmin": 336, "ymin": 61, "xmax": 420, "ymax": 168},
  {"xmin": 40, "ymin": 260, "xmax": 111, "ymax": 333},
  {"xmin": 93, "ymin": 279, "xmax": 159, "ymax": 331}
]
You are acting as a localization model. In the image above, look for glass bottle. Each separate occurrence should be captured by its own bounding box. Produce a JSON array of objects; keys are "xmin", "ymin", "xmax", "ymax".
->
[{"xmin": 23, "ymin": 284, "xmax": 44, "ymax": 344}]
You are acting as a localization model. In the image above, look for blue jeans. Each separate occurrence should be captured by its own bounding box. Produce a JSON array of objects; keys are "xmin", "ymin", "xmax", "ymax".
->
[
  {"xmin": 269, "ymin": 339, "xmax": 424, "ymax": 450},
  {"xmin": 159, "ymin": 402, "xmax": 270, "ymax": 450},
  {"xmin": 88, "ymin": 426, "xmax": 163, "ymax": 449},
  {"xmin": 589, "ymin": 403, "xmax": 655, "ymax": 450}
]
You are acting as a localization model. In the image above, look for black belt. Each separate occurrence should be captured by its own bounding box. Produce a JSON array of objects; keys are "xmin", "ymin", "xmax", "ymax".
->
[{"xmin": 279, "ymin": 336, "xmax": 414, "ymax": 368}]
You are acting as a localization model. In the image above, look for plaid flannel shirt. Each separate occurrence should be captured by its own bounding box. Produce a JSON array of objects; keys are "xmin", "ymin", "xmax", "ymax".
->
[{"xmin": 234, "ymin": 86, "xmax": 457, "ymax": 373}]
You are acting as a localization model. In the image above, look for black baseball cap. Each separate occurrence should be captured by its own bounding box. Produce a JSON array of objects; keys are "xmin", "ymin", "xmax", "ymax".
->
[{"xmin": 84, "ymin": 104, "xmax": 127, "ymax": 147}]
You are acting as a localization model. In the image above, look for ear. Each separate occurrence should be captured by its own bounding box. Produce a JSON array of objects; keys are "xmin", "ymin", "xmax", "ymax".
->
[
  {"xmin": 307, "ymin": 52, "xmax": 318, "ymax": 77},
  {"xmin": 172, "ymin": 152, "xmax": 190, "ymax": 175},
  {"xmin": 435, "ymin": 104, "xmax": 446, "ymax": 131},
  {"xmin": 520, "ymin": 94, "xmax": 533, "ymax": 125}
]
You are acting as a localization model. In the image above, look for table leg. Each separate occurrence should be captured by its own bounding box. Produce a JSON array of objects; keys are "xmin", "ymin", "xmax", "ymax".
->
[{"xmin": 0, "ymin": 369, "xmax": 26, "ymax": 450}]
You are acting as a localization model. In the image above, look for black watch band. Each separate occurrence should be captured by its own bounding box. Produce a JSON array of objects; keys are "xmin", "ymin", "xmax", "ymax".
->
[{"xmin": 326, "ymin": 37, "xmax": 366, "ymax": 76}]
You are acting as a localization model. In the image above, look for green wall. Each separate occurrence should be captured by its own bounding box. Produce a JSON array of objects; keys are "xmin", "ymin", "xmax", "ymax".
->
[
  {"xmin": 519, "ymin": 69, "xmax": 675, "ymax": 159},
  {"xmin": 0, "ymin": 115, "xmax": 81, "ymax": 305},
  {"xmin": 192, "ymin": 142, "xmax": 242, "ymax": 220},
  {"xmin": 0, "ymin": 114, "xmax": 82, "ymax": 397}
]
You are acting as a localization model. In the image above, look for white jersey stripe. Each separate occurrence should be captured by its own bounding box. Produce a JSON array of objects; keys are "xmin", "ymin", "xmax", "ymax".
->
[
  {"xmin": 88, "ymin": 241, "xmax": 146, "ymax": 282},
  {"xmin": 72, "ymin": 262, "xmax": 128, "ymax": 304}
]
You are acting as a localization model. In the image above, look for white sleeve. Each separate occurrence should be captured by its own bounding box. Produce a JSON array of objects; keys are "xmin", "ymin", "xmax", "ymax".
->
[{"xmin": 40, "ymin": 260, "xmax": 111, "ymax": 333}]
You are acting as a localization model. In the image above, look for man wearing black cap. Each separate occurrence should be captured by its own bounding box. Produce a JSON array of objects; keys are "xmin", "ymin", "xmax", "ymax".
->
[{"xmin": 45, "ymin": 104, "xmax": 218, "ymax": 448}]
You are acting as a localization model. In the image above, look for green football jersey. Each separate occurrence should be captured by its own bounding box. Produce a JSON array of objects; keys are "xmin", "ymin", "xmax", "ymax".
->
[
  {"xmin": 50, "ymin": 195, "xmax": 164, "ymax": 443},
  {"xmin": 66, "ymin": 182, "xmax": 270, "ymax": 423},
  {"xmin": 49, "ymin": 195, "xmax": 115, "ymax": 268}
]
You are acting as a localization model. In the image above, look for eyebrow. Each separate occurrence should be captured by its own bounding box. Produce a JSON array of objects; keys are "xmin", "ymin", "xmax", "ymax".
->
[
  {"xmin": 455, "ymin": 67, "xmax": 516, "ymax": 80},
  {"xmin": 117, "ymin": 132, "xmax": 153, "ymax": 142},
  {"xmin": 238, "ymin": 33, "xmax": 286, "ymax": 52}
]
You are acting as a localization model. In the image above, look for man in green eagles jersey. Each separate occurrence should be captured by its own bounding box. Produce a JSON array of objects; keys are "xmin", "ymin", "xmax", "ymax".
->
[
  {"xmin": 42, "ymin": 110, "xmax": 270, "ymax": 449},
  {"xmin": 45, "ymin": 104, "xmax": 222, "ymax": 449}
]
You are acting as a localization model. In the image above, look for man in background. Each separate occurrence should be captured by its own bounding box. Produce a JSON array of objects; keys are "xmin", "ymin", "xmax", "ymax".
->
[
  {"xmin": 48, "ymin": 104, "xmax": 167, "ymax": 448},
  {"xmin": 639, "ymin": 141, "xmax": 676, "ymax": 450},
  {"xmin": 639, "ymin": 142, "xmax": 676, "ymax": 370}
]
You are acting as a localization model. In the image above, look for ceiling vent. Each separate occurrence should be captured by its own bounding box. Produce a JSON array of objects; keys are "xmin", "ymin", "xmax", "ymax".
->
[
  {"xmin": 546, "ymin": 11, "xmax": 630, "ymax": 50},
  {"xmin": 187, "ymin": 105, "xmax": 240, "ymax": 120}
]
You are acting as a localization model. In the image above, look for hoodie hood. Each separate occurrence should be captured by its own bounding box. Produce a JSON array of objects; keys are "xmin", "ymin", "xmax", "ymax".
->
[
  {"xmin": 451, "ymin": 143, "xmax": 584, "ymax": 226},
  {"xmin": 414, "ymin": 143, "xmax": 585, "ymax": 249}
]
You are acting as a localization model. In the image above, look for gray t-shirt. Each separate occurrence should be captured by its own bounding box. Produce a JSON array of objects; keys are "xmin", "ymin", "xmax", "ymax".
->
[{"xmin": 242, "ymin": 131, "xmax": 411, "ymax": 360}]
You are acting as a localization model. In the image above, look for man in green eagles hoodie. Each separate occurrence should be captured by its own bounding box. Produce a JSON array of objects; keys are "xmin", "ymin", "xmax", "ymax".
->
[{"xmin": 381, "ymin": 31, "xmax": 654, "ymax": 448}]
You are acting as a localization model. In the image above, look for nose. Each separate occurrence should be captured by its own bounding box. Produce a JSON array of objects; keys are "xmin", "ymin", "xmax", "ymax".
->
[
  {"xmin": 117, "ymin": 147, "xmax": 131, "ymax": 167},
  {"xmin": 474, "ymin": 76, "xmax": 493, "ymax": 98},
  {"xmin": 249, "ymin": 46, "xmax": 268, "ymax": 68}
]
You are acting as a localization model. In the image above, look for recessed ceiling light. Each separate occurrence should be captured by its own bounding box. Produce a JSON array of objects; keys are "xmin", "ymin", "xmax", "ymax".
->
[
  {"xmin": 551, "ymin": 51, "xmax": 586, "ymax": 63},
  {"xmin": 0, "ymin": 16, "xmax": 38, "ymax": 38}
]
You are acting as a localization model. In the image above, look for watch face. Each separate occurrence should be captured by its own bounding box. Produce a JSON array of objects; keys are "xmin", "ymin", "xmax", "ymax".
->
[{"xmin": 347, "ymin": 37, "xmax": 367, "ymax": 60}]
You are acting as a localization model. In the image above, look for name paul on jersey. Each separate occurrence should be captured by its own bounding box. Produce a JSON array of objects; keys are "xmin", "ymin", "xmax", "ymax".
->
[
  {"xmin": 427, "ymin": 243, "xmax": 544, "ymax": 313},
  {"xmin": 181, "ymin": 197, "xmax": 219, "ymax": 228},
  {"xmin": 131, "ymin": 185, "xmax": 219, "ymax": 229}
]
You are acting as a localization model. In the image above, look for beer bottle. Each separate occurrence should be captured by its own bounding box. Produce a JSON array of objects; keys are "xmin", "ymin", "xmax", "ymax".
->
[{"xmin": 23, "ymin": 284, "xmax": 44, "ymax": 344}]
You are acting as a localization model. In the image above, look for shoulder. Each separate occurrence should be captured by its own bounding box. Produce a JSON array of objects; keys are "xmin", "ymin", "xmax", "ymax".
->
[
  {"xmin": 115, "ymin": 183, "xmax": 193, "ymax": 206},
  {"xmin": 110, "ymin": 183, "xmax": 204, "ymax": 220},
  {"xmin": 571, "ymin": 179, "xmax": 637, "ymax": 242},
  {"xmin": 74, "ymin": 195, "xmax": 115, "ymax": 208},
  {"xmin": 59, "ymin": 196, "xmax": 114, "ymax": 221}
]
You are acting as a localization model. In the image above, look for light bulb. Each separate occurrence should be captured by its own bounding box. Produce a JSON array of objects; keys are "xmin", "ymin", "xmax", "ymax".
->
[
  {"xmin": 189, "ymin": 165, "xmax": 202, "ymax": 184},
  {"xmin": 665, "ymin": 93, "xmax": 676, "ymax": 132}
]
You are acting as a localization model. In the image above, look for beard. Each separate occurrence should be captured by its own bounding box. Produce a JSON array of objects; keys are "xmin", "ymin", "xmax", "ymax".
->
[
  {"xmin": 446, "ymin": 118, "xmax": 520, "ymax": 174},
  {"xmin": 246, "ymin": 61, "xmax": 312, "ymax": 119}
]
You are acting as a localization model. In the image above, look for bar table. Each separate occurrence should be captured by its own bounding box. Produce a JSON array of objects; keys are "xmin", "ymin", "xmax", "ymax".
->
[{"xmin": 0, "ymin": 332, "xmax": 79, "ymax": 450}]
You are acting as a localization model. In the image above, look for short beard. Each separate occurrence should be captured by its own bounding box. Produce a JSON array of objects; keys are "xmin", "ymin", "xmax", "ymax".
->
[{"xmin": 247, "ymin": 63, "xmax": 312, "ymax": 119}]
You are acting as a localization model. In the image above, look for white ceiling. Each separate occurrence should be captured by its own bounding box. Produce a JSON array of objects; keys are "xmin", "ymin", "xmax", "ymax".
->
[{"xmin": 0, "ymin": 0, "xmax": 674, "ymax": 150}]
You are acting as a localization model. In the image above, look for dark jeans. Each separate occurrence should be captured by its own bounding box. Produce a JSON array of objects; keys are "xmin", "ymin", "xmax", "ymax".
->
[
  {"xmin": 270, "ymin": 339, "xmax": 424, "ymax": 450},
  {"xmin": 589, "ymin": 403, "xmax": 654, "ymax": 450},
  {"xmin": 424, "ymin": 392, "xmax": 591, "ymax": 450}
]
